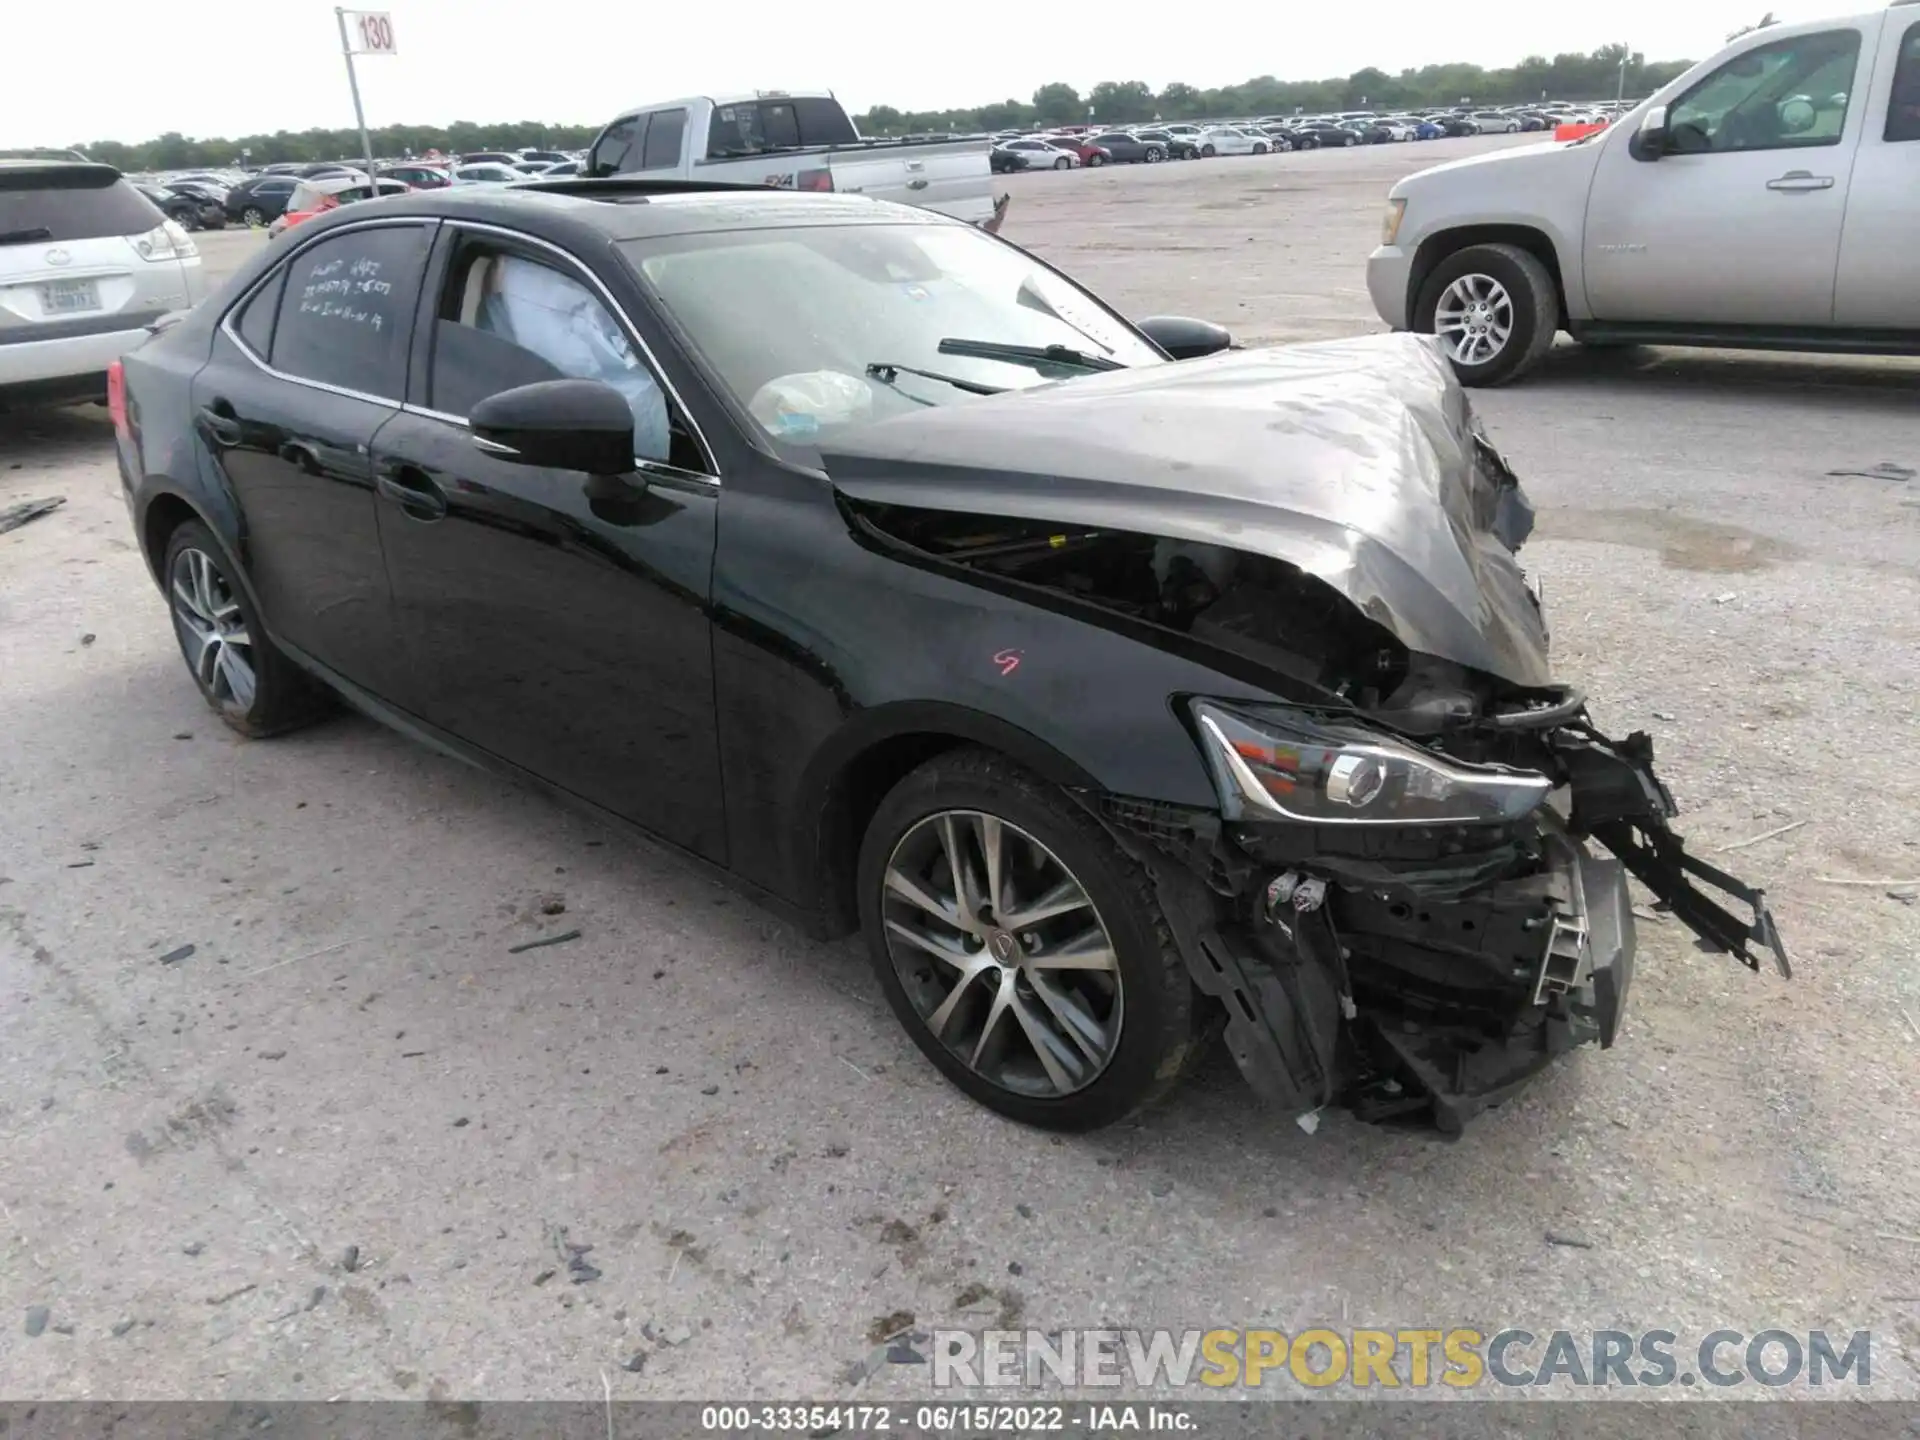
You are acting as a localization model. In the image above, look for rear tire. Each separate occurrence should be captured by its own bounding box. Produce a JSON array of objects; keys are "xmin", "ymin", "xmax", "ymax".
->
[
  {"xmin": 857, "ymin": 748, "xmax": 1203, "ymax": 1132},
  {"xmin": 240, "ymin": 205, "xmax": 265, "ymax": 227},
  {"xmin": 162, "ymin": 521, "xmax": 332, "ymax": 738},
  {"xmin": 1200, "ymin": 143, "xmax": 1216, "ymax": 157},
  {"xmin": 1087, "ymin": 152, "xmax": 1105, "ymax": 167},
  {"xmin": 1414, "ymin": 242, "xmax": 1560, "ymax": 387}
]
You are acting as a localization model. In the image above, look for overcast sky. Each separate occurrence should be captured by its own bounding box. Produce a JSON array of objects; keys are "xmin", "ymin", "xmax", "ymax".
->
[{"xmin": 8, "ymin": 0, "xmax": 1852, "ymax": 144}]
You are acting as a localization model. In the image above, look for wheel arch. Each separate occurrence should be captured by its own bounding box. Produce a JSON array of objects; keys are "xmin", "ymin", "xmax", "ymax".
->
[
  {"xmin": 138, "ymin": 488, "xmax": 210, "ymax": 588},
  {"xmin": 1407, "ymin": 225, "xmax": 1571, "ymax": 334},
  {"xmin": 797, "ymin": 702, "xmax": 1103, "ymax": 940}
]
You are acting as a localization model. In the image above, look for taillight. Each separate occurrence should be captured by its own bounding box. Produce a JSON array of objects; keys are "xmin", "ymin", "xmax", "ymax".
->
[{"xmin": 107, "ymin": 360, "xmax": 130, "ymax": 442}]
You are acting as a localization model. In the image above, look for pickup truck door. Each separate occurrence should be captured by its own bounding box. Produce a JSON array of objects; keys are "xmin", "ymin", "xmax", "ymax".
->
[
  {"xmin": 824, "ymin": 143, "xmax": 997, "ymax": 225},
  {"xmin": 1582, "ymin": 25, "xmax": 1873, "ymax": 326},
  {"xmin": 1833, "ymin": 15, "xmax": 1920, "ymax": 328}
]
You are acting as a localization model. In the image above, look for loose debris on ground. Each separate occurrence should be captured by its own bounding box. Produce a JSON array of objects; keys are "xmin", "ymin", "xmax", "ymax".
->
[{"xmin": 0, "ymin": 497, "xmax": 65, "ymax": 535}]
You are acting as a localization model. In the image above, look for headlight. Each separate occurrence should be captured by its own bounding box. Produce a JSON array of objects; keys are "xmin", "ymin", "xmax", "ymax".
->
[
  {"xmin": 1381, "ymin": 198, "xmax": 1407, "ymax": 246},
  {"xmin": 1192, "ymin": 700, "xmax": 1552, "ymax": 826},
  {"xmin": 130, "ymin": 220, "xmax": 198, "ymax": 261}
]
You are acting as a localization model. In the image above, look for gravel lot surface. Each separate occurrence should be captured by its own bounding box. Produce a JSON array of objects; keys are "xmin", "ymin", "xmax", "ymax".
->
[{"xmin": 3, "ymin": 137, "xmax": 1918, "ymax": 1404}]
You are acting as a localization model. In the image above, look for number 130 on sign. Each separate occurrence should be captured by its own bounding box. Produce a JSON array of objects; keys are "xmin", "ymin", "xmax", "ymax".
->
[{"xmin": 343, "ymin": 10, "xmax": 396, "ymax": 53}]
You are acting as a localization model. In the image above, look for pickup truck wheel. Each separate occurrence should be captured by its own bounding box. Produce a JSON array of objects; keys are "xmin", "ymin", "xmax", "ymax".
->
[
  {"xmin": 1416, "ymin": 242, "xmax": 1559, "ymax": 387},
  {"xmin": 857, "ymin": 748, "xmax": 1203, "ymax": 1131}
]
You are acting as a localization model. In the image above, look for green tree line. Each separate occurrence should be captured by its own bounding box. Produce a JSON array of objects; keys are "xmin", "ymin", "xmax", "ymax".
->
[
  {"xmin": 66, "ymin": 45, "xmax": 1691, "ymax": 170},
  {"xmin": 859, "ymin": 47, "xmax": 1692, "ymax": 134},
  {"xmin": 73, "ymin": 120, "xmax": 602, "ymax": 172}
]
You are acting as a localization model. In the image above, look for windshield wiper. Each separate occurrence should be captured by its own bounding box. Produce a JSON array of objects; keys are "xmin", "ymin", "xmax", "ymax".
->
[
  {"xmin": 865, "ymin": 361, "xmax": 1005, "ymax": 396},
  {"xmin": 0, "ymin": 227, "xmax": 54, "ymax": 245},
  {"xmin": 936, "ymin": 338, "xmax": 1126, "ymax": 373}
]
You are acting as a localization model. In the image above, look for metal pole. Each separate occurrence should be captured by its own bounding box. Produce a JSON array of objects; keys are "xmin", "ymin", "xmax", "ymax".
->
[
  {"xmin": 335, "ymin": 8, "xmax": 376, "ymax": 179},
  {"xmin": 1616, "ymin": 46, "xmax": 1629, "ymax": 107}
]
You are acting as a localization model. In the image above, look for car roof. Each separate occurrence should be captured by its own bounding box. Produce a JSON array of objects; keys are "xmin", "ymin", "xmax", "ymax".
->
[
  {"xmin": 305, "ymin": 179, "xmax": 937, "ymax": 245},
  {"xmin": 0, "ymin": 159, "xmax": 123, "ymax": 183}
]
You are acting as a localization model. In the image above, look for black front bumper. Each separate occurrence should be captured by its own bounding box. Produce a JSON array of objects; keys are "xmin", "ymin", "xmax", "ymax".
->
[{"xmin": 1096, "ymin": 719, "xmax": 1784, "ymax": 1134}]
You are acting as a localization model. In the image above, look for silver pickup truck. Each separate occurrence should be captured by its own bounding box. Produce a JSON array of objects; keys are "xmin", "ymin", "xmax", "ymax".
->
[
  {"xmin": 1369, "ymin": 1, "xmax": 1920, "ymax": 383},
  {"xmin": 586, "ymin": 91, "xmax": 1006, "ymax": 230}
]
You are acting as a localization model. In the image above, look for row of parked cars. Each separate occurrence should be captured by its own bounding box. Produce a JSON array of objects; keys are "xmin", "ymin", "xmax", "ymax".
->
[
  {"xmin": 986, "ymin": 101, "xmax": 1631, "ymax": 170},
  {"xmin": 129, "ymin": 150, "xmax": 587, "ymax": 230}
]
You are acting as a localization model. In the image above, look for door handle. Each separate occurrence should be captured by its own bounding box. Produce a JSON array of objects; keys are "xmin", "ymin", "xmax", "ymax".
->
[
  {"xmin": 1766, "ymin": 171, "xmax": 1834, "ymax": 192},
  {"xmin": 375, "ymin": 462, "xmax": 449, "ymax": 521},
  {"xmin": 196, "ymin": 403, "xmax": 242, "ymax": 447}
]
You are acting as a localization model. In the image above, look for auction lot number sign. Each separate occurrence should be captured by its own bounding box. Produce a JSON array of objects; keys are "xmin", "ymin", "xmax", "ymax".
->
[{"xmin": 343, "ymin": 10, "xmax": 397, "ymax": 54}]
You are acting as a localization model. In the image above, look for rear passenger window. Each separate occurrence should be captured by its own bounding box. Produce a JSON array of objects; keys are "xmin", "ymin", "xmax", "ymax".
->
[
  {"xmin": 641, "ymin": 109, "xmax": 686, "ymax": 169},
  {"xmin": 233, "ymin": 266, "xmax": 285, "ymax": 357},
  {"xmin": 270, "ymin": 225, "xmax": 430, "ymax": 398},
  {"xmin": 1888, "ymin": 24, "xmax": 1920, "ymax": 142}
]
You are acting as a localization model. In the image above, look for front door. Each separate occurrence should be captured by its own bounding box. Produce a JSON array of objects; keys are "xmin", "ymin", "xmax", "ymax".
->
[
  {"xmin": 191, "ymin": 220, "xmax": 433, "ymax": 698},
  {"xmin": 371, "ymin": 227, "xmax": 727, "ymax": 861},
  {"xmin": 1583, "ymin": 26, "xmax": 1870, "ymax": 326}
]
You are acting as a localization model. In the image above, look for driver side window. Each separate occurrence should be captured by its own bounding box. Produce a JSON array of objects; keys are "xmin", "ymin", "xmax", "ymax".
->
[
  {"xmin": 427, "ymin": 240, "xmax": 705, "ymax": 472},
  {"xmin": 1667, "ymin": 29, "xmax": 1861, "ymax": 154}
]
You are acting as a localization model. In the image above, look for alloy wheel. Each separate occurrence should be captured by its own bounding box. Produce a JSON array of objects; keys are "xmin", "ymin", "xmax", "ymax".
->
[
  {"xmin": 241, "ymin": 206, "xmax": 264, "ymax": 226},
  {"xmin": 169, "ymin": 547, "xmax": 257, "ymax": 715},
  {"xmin": 880, "ymin": 810, "xmax": 1123, "ymax": 1098},
  {"xmin": 1434, "ymin": 273, "xmax": 1514, "ymax": 367}
]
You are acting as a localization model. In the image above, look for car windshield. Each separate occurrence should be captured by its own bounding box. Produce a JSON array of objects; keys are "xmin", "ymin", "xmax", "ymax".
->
[{"xmin": 623, "ymin": 220, "xmax": 1166, "ymax": 442}]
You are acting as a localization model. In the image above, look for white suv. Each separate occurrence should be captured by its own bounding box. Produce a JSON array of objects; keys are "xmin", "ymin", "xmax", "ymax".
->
[{"xmin": 0, "ymin": 161, "xmax": 207, "ymax": 406}]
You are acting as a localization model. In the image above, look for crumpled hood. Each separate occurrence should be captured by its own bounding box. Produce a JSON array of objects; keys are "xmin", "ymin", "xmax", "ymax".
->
[{"xmin": 820, "ymin": 333, "xmax": 1552, "ymax": 688}]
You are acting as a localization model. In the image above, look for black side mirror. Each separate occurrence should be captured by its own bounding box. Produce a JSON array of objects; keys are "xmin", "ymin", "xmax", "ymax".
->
[
  {"xmin": 1628, "ymin": 105, "xmax": 1669, "ymax": 162},
  {"xmin": 1136, "ymin": 315, "xmax": 1235, "ymax": 361},
  {"xmin": 469, "ymin": 379, "xmax": 634, "ymax": 474}
]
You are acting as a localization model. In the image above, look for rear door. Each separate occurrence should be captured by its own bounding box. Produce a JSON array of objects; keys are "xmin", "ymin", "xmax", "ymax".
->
[
  {"xmin": 190, "ymin": 218, "xmax": 433, "ymax": 698},
  {"xmin": 0, "ymin": 166, "xmax": 193, "ymax": 380},
  {"xmin": 1832, "ymin": 15, "xmax": 1920, "ymax": 327},
  {"xmin": 370, "ymin": 224, "xmax": 726, "ymax": 858}
]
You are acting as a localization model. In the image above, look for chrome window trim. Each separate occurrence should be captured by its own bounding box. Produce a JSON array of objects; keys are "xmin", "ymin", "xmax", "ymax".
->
[
  {"xmin": 218, "ymin": 215, "xmax": 434, "ymax": 409},
  {"xmin": 438, "ymin": 219, "xmax": 720, "ymax": 483}
]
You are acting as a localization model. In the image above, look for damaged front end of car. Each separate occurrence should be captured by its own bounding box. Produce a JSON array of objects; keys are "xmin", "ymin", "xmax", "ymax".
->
[
  {"xmin": 823, "ymin": 333, "xmax": 1788, "ymax": 1131},
  {"xmin": 1117, "ymin": 690, "xmax": 1788, "ymax": 1134}
]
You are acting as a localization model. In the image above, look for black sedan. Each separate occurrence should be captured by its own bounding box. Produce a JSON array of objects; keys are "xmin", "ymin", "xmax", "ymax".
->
[
  {"xmin": 1288, "ymin": 122, "xmax": 1363, "ymax": 149},
  {"xmin": 137, "ymin": 183, "xmax": 226, "ymax": 231},
  {"xmin": 109, "ymin": 181, "xmax": 1786, "ymax": 1134},
  {"xmin": 1132, "ymin": 129, "xmax": 1201, "ymax": 160},
  {"xmin": 1086, "ymin": 130, "xmax": 1166, "ymax": 163},
  {"xmin": 223, "ymin": 173, "xmax": 301, "ymax": 226}
]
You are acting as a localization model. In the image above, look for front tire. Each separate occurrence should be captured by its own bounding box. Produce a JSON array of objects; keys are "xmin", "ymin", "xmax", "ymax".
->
[
  {"xmin": 857, "ymin": 749, "xmax": 1202, "ymax": 1131},
  {"xmin": 1253, "ymin": 143, "xmax": 1269, "ymax": 155},
  {"xmin": 240, "ymin": 205, "xmax": 265, "ymax": 227},
  {"xmin": 163, "ymin": 521, "xmax": 331, "ymax": 737},
  {"xmin": 1054, "ymin": 156, "xmax": 1071, "ymax": 169},
  {"xmin": 1414, "ymin": 242, "xmax": 1560, "ymax": 387},
  {"xmin": 1200, "ymin": 143, "xmax": 1216, "ymax": 157},
  {"xmin": 1145, "ymin": 146, "xmax": 1165, "ymax": 163},
  {"xmin": 1087, "ymin": 152, "xmax": 1105, "ymax": 167}
]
